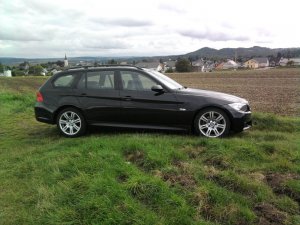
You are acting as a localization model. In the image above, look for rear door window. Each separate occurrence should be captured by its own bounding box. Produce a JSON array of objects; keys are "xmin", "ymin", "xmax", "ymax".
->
[
  {"xmin": 86, "ymin": 71, "xmax": 115, "ymax": 90},
  {"xmin": 53, "ymin": 74, "xmax": 77, "ymax": 88}
]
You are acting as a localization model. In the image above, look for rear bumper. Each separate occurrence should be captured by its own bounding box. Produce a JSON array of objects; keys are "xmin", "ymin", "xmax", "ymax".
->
[{"xmin": 34, "ymin": 103, "xmax": 55, "ymax": 124}]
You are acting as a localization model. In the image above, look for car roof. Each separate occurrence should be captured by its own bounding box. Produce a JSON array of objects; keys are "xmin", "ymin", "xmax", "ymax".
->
[
  {"xmin": 63, "ymin": 65, "xmax": 144, "ymax": 72},
  {"xmin": 51, "ymin": 65, "xmax": 158, "ymax": 80}
]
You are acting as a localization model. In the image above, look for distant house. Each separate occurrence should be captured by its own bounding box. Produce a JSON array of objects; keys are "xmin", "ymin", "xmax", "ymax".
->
[
  {"xmin": 192, "ymin": 59, "xmax": 205, "ymax": 67},
  {"xmin": 192, "ymin": 59, "xmax": 205, "ymax": 72},
  {"xmin": 76, "ymin": 61, "xmax": 93, "ymax": 67},
  {"xmin": 4, "ymin": 70, "xmax": 12, "ymax": 77},
  {"xmin": 164, "ymin": 60, "xmax": 176, "ymax": 71},
  {"xmin": 41, "ymin": 68, "xmax": 48, "ymax": 76},
  {"xmin": 216, "ymin": 60, "xmax": 238, "ymax": 70},
  {"xmin": 0, "ymin": 69, "xmax": 12, "ymax": 77},
  {"xmin": 279, "ymin": 58, "xmax": 300, "ymax": 66},
  {"xmin": 215, "ymin": 62, "xmax": 224, "ymax": 70},
  {"xmin": 192, "ymin": 59, "xmax": 215, "ymax": 72},
  {"xmin": 50, "ymin": 68, "xmax": 60, "ymax": 74},
  {"xmin": 279, "ymin": 58, "xmax": 288, "ymax": 66},
  {"xmin": 135, "ymin": 62, "xmax": 161, "ymax": 71},
  {"xmin": 244, "ymin": 58, "xmax": 269, "ymax": 68}
]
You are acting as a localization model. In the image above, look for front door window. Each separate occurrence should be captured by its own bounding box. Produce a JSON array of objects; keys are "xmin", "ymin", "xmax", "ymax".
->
[{"xmin": 120, "ymin": 71, "xmax": 158, "ymax": 91}]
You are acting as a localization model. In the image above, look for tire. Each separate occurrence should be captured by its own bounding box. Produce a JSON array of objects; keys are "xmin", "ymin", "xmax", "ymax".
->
[
  {"xmin": 194, "ymin": 107, "xmax": 230, "ymax": 138},
  {"xmin": 56, "ymin": 107, "xmax": 86, "ymax": 137}
]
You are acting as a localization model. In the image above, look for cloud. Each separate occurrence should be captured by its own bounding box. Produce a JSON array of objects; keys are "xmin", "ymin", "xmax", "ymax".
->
[
  {"xmin": 179, "ymin": 29, "xmax": 249, "ymax": 42},
  {"xmin": 0, "ymin": 20, "xmax": 48, "ymax": 42},
  {"xmin": 82, "ymin": 40, "xmax": 129, "ymax": 49},
  {"xmin": 91, "ymin": 17, "xmax": 153, "ymax": 27},
  {"xmin": 158, "ymin": 3, "xmax": 186, "ymax": 13},
  {"xmin": 0, "ymin": 0, "xmax": 299, "ymax": 57},
  {"xmin": 0, "ymin": 31, "xmax": 44, "ymax": 42}
]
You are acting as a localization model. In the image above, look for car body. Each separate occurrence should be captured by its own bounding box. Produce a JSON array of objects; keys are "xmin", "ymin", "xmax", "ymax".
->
[{"xmin": 35, "ymin": 66, "xmax": 252, "ymax": 137}]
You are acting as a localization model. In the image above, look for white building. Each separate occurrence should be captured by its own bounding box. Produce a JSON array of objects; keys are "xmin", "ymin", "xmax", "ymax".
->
[
  {"xmin": 135, "ymin": 62, "xmax": 161, "ymax": 71},
  {"xmin": 223, "ymin": 60, "xmax": 239, "ymax": 69},
  {"xmin": 0, "ymin": 70, "xmax": 12, "ymax": 77},
  {"xmin": 279, "ymin": 58, "xmax": 300, "ymax": 66},
  {"xmin": 64, "ymin": 54, "xmax": 69, "ymax": 67},
  {"xmin": 164, "ymin": 60, "xmax": 176, "ymax": 72}
]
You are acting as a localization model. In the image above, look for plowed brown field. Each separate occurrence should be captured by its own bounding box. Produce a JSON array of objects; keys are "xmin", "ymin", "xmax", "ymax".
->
[{"xmin": 168, "ymin": 68, "xmax": 300, "ymax": 116}]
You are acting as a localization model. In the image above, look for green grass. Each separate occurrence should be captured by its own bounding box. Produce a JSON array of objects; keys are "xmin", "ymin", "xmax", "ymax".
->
[{"xmin": 0, "ymin": 77, "xmax": 299, "ymax": 225}]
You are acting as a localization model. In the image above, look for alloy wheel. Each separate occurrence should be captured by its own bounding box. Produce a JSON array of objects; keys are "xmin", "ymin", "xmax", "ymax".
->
[
  {"xmin": 198, "ymin": 111, "xmax": 226, "ymax": 137},
  {"xmin": 59, "ymin": 111, "xmax": 82, "ymax": 136}
]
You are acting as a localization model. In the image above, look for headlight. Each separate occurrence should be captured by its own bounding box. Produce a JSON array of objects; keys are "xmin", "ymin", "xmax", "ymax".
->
[{"xmin": 228, "ymin": 103, "xmax": 248, "ymax": 112}]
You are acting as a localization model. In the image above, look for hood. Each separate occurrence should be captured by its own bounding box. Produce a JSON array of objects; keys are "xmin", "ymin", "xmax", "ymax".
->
[{"xmin": 177, "ymin": 88, "xmax": 248, "ymax": 104}]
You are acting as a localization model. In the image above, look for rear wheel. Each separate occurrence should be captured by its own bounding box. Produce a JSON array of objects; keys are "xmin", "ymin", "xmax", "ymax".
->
[
  {"xmin": 194, "ymin": 108, "xmax": 230, "ymax": 138},
  {"xmin": 57, "ymin": 108, "xmax": 86, "ymax": 137}
]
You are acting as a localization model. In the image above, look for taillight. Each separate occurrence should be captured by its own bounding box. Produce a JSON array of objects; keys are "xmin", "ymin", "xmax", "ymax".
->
[{"xmin": 36, "ymin": 92, "xmax": 44, "ymax": 102}]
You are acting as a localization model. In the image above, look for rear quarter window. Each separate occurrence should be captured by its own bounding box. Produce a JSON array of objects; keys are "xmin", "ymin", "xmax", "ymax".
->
[{"xmin": 53, "ymin": 74, "xmax": 76, "ymax": 88}]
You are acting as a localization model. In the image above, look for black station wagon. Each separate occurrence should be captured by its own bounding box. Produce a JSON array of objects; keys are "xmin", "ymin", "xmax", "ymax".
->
[{"xmin": 35, "ymin": 65, "xmax": 252, "ymax": 138}]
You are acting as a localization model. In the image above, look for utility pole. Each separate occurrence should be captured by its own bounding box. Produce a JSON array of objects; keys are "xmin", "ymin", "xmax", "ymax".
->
[{"xmin": 235, "ymin": 50, "xmax": 237, "ymax": 62}]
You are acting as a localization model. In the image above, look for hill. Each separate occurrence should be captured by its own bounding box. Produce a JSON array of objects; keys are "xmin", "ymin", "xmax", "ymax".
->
[
  {"xmin": 184, "ymin": 46, "xmax": 300, "ymax": 59},
  {"xmin": 0, "ymin": 56, "xmax": 114, "ymax": 66},
  {"xmin": 1, "ymin": 46, "xmax": 300, "ymax": 66}
]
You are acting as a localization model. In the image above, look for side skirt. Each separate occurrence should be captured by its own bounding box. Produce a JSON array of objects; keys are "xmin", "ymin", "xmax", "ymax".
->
[{"xmin": 88, "ymin": 122, "xmax": 188, "ymax": 131}]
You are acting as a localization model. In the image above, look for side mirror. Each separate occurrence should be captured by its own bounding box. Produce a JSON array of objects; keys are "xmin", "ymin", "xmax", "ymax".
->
[{"xmin": 151, "ymin": 84, "xmax": 164, "ymax": 92}]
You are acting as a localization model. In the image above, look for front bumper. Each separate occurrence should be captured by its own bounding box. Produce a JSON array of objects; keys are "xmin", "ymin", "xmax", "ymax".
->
[
  {"xmin": 223, "ymin": 105, "xmax": 252, "ymax": 132},
  {"xmin": 231, "ymin": 112, "xmax": 252, "ymax": 132}
]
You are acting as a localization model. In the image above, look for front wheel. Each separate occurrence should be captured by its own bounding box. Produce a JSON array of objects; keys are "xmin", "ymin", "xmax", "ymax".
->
[
  {"xmin": 194, "ymin": 108, "xmax": 230, "ymax": 138},
  {"xmin": 56, "ymin": 108, "xmax": 86, "ymax": 137}
]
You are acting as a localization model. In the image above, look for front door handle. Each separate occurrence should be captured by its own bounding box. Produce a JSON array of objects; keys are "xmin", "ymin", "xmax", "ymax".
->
[
  {"xmin": 81, "ymin": 93, "xmax": 87, "ymax": 96},
  {"xmin": 122, "ymin": 96, "xmax": 132, "ymax": 101}
]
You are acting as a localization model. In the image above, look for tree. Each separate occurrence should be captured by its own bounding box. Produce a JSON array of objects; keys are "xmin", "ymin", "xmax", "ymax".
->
[
  {"xmin": 0, "ymin": 63, "xmax": 4, "ymax": 72},
  {"xmin": 56, "ymin": 60, "xmax": 64, "ymax": 67},
  {"xmin": 175, "ymin": 58, "xmax": 192, "ymax": 72},
  {"xmin": 41, "ymin": 63, "xmax": 49, "ymax": 68},
  {"xmin": 12, "ymin": 69, "xmax": 25, "ymax": 76},
  {"xmin": 165, "ymin": 68, "xmax": 174, "ymax": 73},
  {"xmin": 276, "ymin": 52, "xmax": 282, "ymax": 59},
  {"xmin": 286, "ymin": 60, "xmax": 294, "ymax": 66},
  {"xmin": 29, "ymin": 65, "xmax": 44, "ymax": 75},
  {"xmin": 107, "ymin": 59, "xmax": 117, "ymax": 64}
]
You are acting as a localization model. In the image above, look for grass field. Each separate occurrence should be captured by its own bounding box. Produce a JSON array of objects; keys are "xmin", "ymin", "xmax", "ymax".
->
[{"xmin": 0, "ymin": 68, "xmax": 299, "ymax": 225}]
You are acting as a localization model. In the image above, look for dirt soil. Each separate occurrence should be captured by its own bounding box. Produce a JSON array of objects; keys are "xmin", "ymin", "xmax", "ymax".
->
[
  {"xmin": 162, "ymin": 172, "xmax": 196, "ymax": 188},
  {"xmin": 168, "ymin": 68, "xmax": 300, "ymax": 116},
  {"xmin": 254, "ymin": 202, "xmax": 287, "ymax": 225},
  {"xmin": 265, "ymin": 173, "xmax": 300, "ymax": 203}
]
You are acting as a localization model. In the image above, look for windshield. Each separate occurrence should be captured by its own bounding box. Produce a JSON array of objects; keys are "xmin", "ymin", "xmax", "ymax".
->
[{"xmin": 145, "ymin": 69, "xmax": 184, "ymax": 90}]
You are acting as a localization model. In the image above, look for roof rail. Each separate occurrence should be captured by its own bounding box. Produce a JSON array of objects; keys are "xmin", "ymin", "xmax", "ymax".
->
[{"xmin": 63, "ymin": 64, "xmax": 143, "ymax": 71}]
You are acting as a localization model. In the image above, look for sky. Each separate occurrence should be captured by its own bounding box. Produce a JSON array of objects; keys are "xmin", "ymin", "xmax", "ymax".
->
[{"xmin": 0, "ymin": 0, "xmax": 299, "ymax": 58}]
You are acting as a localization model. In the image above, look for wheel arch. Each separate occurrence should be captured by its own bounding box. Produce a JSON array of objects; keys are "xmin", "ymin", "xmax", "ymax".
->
[
  {"xmin": 191, "ymin": 105, "xmax": 233, "ymax": 132},
  {"xmin": 54, "ymin": 105, "xmax": 86, "ymax": 124}
]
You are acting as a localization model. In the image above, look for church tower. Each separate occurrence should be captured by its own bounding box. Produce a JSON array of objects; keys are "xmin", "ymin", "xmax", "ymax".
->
[{"xmin": 64, "ymin": 53, "xmax": 68, "ymax": 67}]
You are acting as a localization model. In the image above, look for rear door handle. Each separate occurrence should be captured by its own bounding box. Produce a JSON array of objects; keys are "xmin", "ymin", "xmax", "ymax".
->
[{"xmin": 81, "ymin": 93, "xmax": 87, "ymax": 96}]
